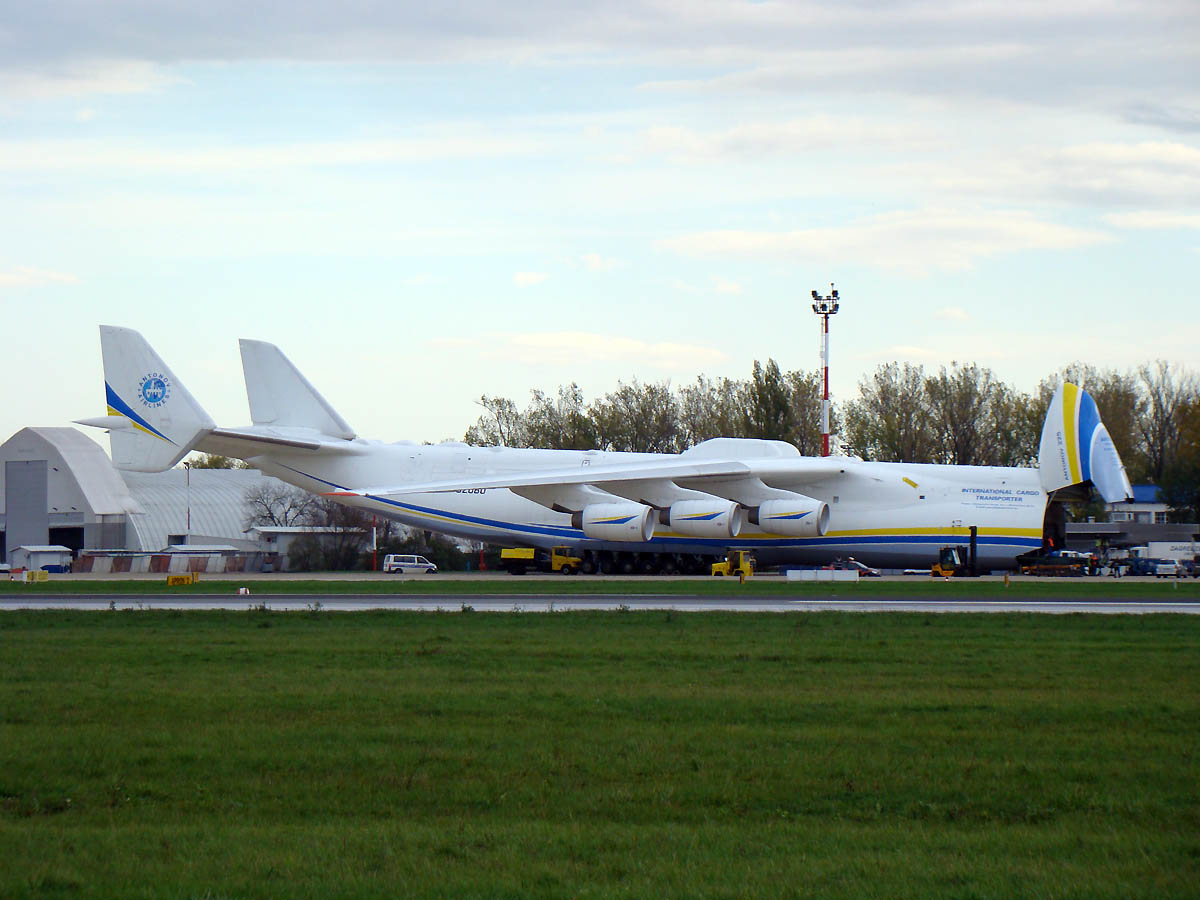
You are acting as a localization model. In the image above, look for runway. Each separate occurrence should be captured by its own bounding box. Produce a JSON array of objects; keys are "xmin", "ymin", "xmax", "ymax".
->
[{"xmin": 3, "ymin": 594, "xmax": 1199, "ymax": 614}]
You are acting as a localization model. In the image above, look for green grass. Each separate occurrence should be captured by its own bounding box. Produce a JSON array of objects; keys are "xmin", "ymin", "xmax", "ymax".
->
[
  {"xmin": 1, "ymin": 610, "xmax": 1198, "ymax": 897},
  {"xmin": 3, "ymin": 576, "xmax": 1200, "ymax": 598}
]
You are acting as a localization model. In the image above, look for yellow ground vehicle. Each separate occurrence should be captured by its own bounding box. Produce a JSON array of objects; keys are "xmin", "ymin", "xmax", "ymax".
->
[
  {"xmin": 711, "ymin": 550, "xmax": 754, "ymax": 578},
  {"xmin": 500, "ymin": 546, "xmax": 582, "ymax": 575},
  {"xmin": 931, "ymin": 546, "xmax": 978, "ymax": 577}
]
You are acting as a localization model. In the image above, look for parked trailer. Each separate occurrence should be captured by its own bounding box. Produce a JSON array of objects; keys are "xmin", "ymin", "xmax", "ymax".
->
[{"xmin": 1129, "ymin": 542, "xmax": 1198, "ymax": 561}]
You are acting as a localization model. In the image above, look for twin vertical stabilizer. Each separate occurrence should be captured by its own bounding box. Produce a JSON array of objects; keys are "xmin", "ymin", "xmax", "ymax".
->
[
  {"xmin": 239, "ymin": 339, "xmax": 355, "ymax": 440},
  {"xmin": 78, "ymin": 327, "xmax": 356, "ymax": 472},
  {"xmin": 76, "ymin": 326, "xmax": 216, "ymax": 472}
]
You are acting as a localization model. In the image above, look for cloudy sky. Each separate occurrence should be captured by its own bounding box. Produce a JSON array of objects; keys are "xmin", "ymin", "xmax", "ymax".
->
[{"xmin": 2, "ymin": 0, "xmax": 1197, "ymax": 446}]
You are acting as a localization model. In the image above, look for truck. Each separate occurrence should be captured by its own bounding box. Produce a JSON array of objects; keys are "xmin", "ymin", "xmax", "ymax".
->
[
  {"xmin": 1128, "ymin": 542, "xmax": 1198, "ymax": 561},
  {"xmin": 499, "ymin": 546, "xmax": 582, "ymax": 575}
]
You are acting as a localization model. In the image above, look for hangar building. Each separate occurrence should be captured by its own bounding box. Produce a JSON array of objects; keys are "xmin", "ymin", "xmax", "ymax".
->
[{"xmin": 0, "ymin": 427, "xmax": 296, "ymax": 567}]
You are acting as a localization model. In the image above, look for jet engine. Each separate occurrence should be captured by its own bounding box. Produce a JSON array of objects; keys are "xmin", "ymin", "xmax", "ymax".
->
[
  {"xmin": 664, "ymin": 499, "xmax": 744, "ymax": 539},
  {"xmin": 751, "ymin": 496, "xmax": 830, "ymax": 537},
  {"xmin": 573, "ymin": 502, "xmax": 656, "ymax": 542}
]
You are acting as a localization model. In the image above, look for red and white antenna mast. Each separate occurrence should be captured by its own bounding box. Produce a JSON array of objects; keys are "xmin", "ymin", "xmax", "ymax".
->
[{"xmin": 810, "ymin": 283, "xmax": 840, "ymax": 457}]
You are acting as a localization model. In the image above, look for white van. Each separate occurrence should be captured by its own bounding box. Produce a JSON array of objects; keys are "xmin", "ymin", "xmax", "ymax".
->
[{"xmin": 382, "ymin": 554, "xmax": 437, "ymax": 574}]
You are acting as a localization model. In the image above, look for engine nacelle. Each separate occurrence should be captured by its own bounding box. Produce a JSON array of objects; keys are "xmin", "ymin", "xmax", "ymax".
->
[
  {"xmin": 574, "ymin": 502, "xmax": 656, "ymax": 543},
  {"xmin": 752, "ymin": 496, "xmax": 830, "ymax": 537},
  {"xmin": 665, "ymin": 499, "xmax": 745, "ymax": 539}
]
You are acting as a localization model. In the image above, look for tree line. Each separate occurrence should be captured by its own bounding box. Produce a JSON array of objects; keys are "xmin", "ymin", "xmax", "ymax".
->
[{"xmin": 465, "ymin": 359, "xmax": 1200, "ymax": 521}]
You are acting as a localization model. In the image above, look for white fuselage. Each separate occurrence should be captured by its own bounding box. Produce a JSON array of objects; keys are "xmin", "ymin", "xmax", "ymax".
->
[{"xmin": 243, "ymin": 441, "xmax": 1047, "ymax": 569}]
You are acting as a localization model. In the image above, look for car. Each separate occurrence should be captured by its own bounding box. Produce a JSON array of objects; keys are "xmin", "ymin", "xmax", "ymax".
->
[
  {"xmin": 1124, "ymin": 557, "xmax": 1183, "ymax": 577},
  {"xmin": 382, "ymin": 554, "xmax": 437, "ymax": 574},
  {"xmin": 828, "ymin": 557, "xmax": 882, "ymax": 577},
  {"xmin": 1153, "ymin": 560, "xmax": 1185, "ymax": 578}
]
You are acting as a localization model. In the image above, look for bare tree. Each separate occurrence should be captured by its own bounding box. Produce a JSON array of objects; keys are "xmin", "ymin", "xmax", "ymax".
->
[
  {"xmin": 464, "ymin": 395, "xmax": 531, "ymax": 448},
  {"xmin": 244, "ymin": 482, "xmax": 317, "ymax": 529},
  {"xmin": 987, "ymin": 384, "xmax": 1042, "ymax": 467},
  {"xmin": 924, "ymin": 362, "xmax": 1008, "ymax": 466},
  {"xmin": 1158, "ymin": 396, "xmax": 1200, "ymax": 522},
  {"xmin": 524, "ymin": 384, "xmax": 598, "ymax": 450},
  {"xmin": 841, "ymin": 362, "xmax": 933, "ymax": 462},
  {"xmin": 1137, "ymin": 360, "xmax": 1199, "ymax": 481}
]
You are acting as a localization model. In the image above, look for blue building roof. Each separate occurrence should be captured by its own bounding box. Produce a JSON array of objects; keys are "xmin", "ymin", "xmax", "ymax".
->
[{"xmin": 1130, "ymin": 484, "xmax": 1162, "ymax": 504}]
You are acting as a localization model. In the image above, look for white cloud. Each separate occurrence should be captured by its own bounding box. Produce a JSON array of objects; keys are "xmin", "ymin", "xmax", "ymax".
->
[
  {"xmin": 580, "ymin": 253, "xmax": 620, "ymax": 271},
  {"xmin": 1103, "ymin": 211, "xmax": 1200, "ymax": 229},
  {"xmin": 513, "ymin": 271, "xmax": 548, "ymax": 286},
  {"xmin": 0, "ymin": 60, "xmax": 179, "ymax": 101},
  {"xmin": 658, "ymin": 209, "xmax": 1113, "ymax": 274},
  {"xmin": 934, "ymin": 306, "xmax": 970, "ymax": 321},
  {"xmin": 0, "ymin": 266, "xmax": 80, "ymax": 287},
  {"xmin": 712, "ymin": 276, "xmax": 743, "ymax": 295},
  {"xmin": 0, "ymin": 133, "xmax": 540, "ymax": 174},
  {"xmin": 643, "ymin": 117, "xmax": 931, "ymax": 161}
]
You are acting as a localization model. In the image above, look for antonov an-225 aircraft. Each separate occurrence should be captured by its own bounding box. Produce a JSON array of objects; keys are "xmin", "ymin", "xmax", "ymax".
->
[{"xmin": 77, "ymin": 326, "xmax": 1133, "ymax": 573}]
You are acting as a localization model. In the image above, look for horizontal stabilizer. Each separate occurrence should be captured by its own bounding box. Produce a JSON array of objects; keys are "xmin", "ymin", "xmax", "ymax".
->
[
  {"xmin": 239, "ymin": 339, "xmax": 355, "ymax": 440},
  {"xmin": 1039, "ymin": 382, "xmax": 1133, "ymax": 503}
]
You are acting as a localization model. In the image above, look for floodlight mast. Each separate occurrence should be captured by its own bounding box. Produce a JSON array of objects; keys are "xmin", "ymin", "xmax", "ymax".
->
[{"xmin": 810, "ymin": 284, "xmax": 840, "ymax": 457}]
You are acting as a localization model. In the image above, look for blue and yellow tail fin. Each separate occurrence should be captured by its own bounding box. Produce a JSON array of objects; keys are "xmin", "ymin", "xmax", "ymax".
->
[
  {"xmin": 76, "ymin": 326, "xmax": 215, "ymax": 472},
  {"xmin": 1038, "ymin": 382, "xmax": 1133, "ymax": 503}
]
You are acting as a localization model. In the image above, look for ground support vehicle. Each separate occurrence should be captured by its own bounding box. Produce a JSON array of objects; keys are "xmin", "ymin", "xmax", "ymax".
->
[
  {"xmin": 711, "ymin": 551, "xmax": 754, "ymax": 578},
  {"xmin": 932, "ymin": 545, "xmax": 980, "ymax": 577},
  {"xmin": 1019, "ymin": 554, "xmax": 1087, "ymax": 577},
  {"xmin": 500, "ymin": 546, "xmax": 582, "ymax": 575}
]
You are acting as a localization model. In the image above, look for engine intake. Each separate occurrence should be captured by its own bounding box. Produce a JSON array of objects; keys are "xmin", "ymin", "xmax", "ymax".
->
[
  {"xmin": 752, "ymin": 496, "xmax": 830, "ymax": 537},
  {"xmin": 573, "ymin": 502, "xmax": 656, "ymax": 542},
  {"xmin": 664, "ymin": 499, "xmax": 744, "ymax": 539}
]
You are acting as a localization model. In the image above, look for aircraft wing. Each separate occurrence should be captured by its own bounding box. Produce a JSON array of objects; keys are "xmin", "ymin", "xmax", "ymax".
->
[{"xmin": 330, "ymin": 455, "xmax": 850, "ymax": 500}]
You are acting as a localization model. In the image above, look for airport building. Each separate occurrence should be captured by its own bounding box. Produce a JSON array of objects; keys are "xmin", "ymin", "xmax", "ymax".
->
[{"xmin": 0, "ymin": 427, "xmax": 349, "ymax": 572}]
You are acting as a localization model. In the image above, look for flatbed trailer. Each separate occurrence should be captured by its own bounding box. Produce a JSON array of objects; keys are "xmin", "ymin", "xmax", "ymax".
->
[{"xmin": 1020, "ymin": 557, "xmax": 1087, "ymax": 577}]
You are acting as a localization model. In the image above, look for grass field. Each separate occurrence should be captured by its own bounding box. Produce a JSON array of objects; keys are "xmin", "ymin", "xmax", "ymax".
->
[
  {"xmin": 3, "ymin": 575, "xmax": 1200, "ymax": 598},
  {"xmin": 1, "ymin": 610, "xmax": 1198, "ymax": 898}
]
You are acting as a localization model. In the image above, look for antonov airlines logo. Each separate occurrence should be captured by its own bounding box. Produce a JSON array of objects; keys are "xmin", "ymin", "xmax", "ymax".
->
[{"xmin": 138, "ymin": 372, "xmax": 171, "ymax": 408}]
